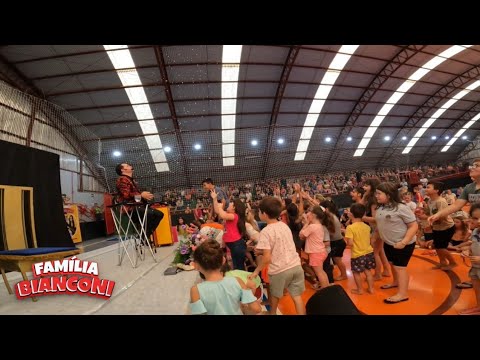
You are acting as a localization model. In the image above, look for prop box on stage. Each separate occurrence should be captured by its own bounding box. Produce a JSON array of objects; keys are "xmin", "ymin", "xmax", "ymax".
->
[{"xmin": 151, "ymin": 205, "xmax": 174, "ymax": 246}]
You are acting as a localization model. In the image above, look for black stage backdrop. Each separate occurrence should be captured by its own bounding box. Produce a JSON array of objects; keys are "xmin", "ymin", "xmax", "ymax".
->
[{"xmin": 0, "ymin": 140, "xmax": 74, "ymax": 248}]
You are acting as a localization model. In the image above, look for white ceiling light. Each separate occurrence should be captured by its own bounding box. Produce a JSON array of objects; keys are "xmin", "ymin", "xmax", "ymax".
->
[
  {"xmin": 347, "ymin": 136, "xmax": 352, "ymax": 141},
  {"xmin": 294, "ymin": 152, "xmax": 306, "ymax": 161},
  {"xmin": 155, "ymin": 163, "xmax": 169, "ymax": 172},
  {"xmin": 138, "ymin": 120, "xmax": 158, "ymax": 134},
  {"xmin": 325, "ymin": 137, "xmax": 332, "ymax": 142},
  {"xmin": 402, "ymin": 136, "xmax": 407, "ymax": 140},
  {"xmin": 144, "ymin": 135, "xmax": 162, "ymax": 150},
  {"xmin": 113, "ymin": 151, "xmax": 122, "ymax": 157},
  {"xmin": 221, "ymin": 45, "xmax": 242, "ymax": 166},
  {"xmin": 431, "ymin": 136, "xmax": 437, "ymax": 140},
  {"xmin": 462, "ymin": 135, "xmax": 468, "ymax": 140},
  {"xmin": 222, "ymin": 144, "xmax": 234, "ymax": 158},
  {"xmin": 150, "ymin": 149, "xmax": 167, "ymax": 163},
  {"xmin": 194, "ymin": 144, "xmax": 202, "ymax": 150},
  {"xmin": 384, "ymin": 136, "xmax": 391, "ymax": 141},
  {"xmin": 445, "ymin": 136, "xmax": 450, "ymax": 140},
  {"xmin": 277, "ymin": 138, "xmax": 285, "ymax": 144},
  {"xmin": 223, "ymin": 157, "xmax": 235, "ymax": 166},
  {"xmin": 355, "ymin": 45, "xmax": 472, "ymax": 157},
  {"xmin": 294, "ymin": 45, "xmax": 359, "ymax": 161},
  {"xmin": 251, "ymin": 139, "xmax": 258, "ymax": 146},
  {"xmin": 104, "ymin": 45, "xmax": 169, "ymax": 172},
  {"xmin": 303, "ymin": 125, "xmax": 316, "ymax": 137},
  {"xmin": 125, "ymin": 87, "xmax": 148, "ymax": 104},
  {"xmin": 404, "ymin": 79, "xmax": 480, "ymax": 154},
  {"xmin": 297, "ymin": 140, "xmax": 309, "ymax": 152},
  {"xmin": 164, "ymin": 146, "xmax": 172, "ymax": 153}
]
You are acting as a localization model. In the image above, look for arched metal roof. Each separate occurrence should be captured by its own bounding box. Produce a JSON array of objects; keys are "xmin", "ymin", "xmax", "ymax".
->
[{"xmin": 0, "ymin": 45, "xmax": 478, "ymax": 190}]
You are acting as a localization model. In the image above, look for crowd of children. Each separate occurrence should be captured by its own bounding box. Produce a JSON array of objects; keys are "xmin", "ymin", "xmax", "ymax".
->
[{"xmin": 186, "ymin": 166, "xmax": 480, "ymax": 315}]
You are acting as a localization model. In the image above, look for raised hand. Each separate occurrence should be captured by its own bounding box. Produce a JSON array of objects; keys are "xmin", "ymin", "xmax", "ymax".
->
[{"xmin": 210, "ymin": 189, "xmax": 218, "ymax": 199}]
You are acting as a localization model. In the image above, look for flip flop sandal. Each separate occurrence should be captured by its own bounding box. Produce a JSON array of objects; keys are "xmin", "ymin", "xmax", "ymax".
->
[
  {"xmin": 311, "ymin": 283, "xmax": 322, "ymax": 290},
  {"xmin": 456, "ymin": 282, "xmax": 473, "ymax": 289},
  {"xmin": 380, "ymin": 284, "xmax": 398, "ymax": 289},
  {"xmin": 383, "ymin": 297, "xmax": 409, "ymax": 304}
]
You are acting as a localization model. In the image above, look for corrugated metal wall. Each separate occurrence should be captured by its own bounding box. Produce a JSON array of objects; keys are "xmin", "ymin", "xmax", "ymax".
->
[{"xmin": 0, "ymin": 80, "xmax": 105, "ymax": 198}]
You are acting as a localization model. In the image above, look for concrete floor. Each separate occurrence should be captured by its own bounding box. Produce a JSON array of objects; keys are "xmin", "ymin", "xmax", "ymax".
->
[{"xmin": 0, "ymin": 238, "xmax": 199, "ymax": 315}]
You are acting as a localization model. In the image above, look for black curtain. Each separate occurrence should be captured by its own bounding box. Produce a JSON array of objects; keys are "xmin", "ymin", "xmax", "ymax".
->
[{"xmin": 0, "ymin": 140, "xmax": 73, "ymax": 248}]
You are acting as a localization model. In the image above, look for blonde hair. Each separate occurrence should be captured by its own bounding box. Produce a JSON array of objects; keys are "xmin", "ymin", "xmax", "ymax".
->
[
  {"xmin": 452, "ymin": 214, "xmax": 467, "ymax": 221},
  {"xmin": 452, "ymin": 215, "xmax": 468, "ymax": 236}
]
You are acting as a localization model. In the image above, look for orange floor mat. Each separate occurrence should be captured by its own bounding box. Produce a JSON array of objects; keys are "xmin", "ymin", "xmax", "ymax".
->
[{"xmin": 277, "ymin": 248, "xmax": 476, "ymax": 315}]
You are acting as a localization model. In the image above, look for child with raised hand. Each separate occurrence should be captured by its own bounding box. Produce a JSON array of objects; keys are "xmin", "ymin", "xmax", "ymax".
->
[
  {"xmin": 189, "ymin": 239, "xmax": 262, "ymax": 315},
  {"xmin": 299, "ymin": 206, "xmax": 330, "ymax": 290},
  {"xmin": 345, "ymin": 203, "xmax": 375, "ymax": 295}
]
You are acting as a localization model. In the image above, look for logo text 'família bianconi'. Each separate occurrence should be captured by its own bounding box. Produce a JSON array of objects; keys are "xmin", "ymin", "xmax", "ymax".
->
[{"xmin": 15, "ymin": 256, "xmax": 115, "ymax": 300}]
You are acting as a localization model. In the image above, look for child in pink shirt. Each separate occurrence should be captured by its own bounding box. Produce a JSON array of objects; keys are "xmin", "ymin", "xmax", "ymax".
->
[
  {"xmin": 299, "ymin": 206, "xmax": 330, "ymax": 289},
  {"xmin": 250, "ymin": 197, "xmax": 305, "ymax": 315}
]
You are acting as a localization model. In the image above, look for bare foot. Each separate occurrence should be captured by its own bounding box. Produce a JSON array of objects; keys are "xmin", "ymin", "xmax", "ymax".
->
[
  {"xmin": 351, "ymin": 288, "xmax": 364, "ymax": 295},
  {"xmin": 367, "ymin": 288, "xmax": 375, "ymax": 294},
  {"xmin": 334, "ymin": 276, "xmax": 348, "ymax": 281},
  {"xmin": 387, "ymin": 293, "xmax": 408, "ymax": 301},
  {"xmin": 459, "ymin": 306, "xmax": 480, "ymax": 315}
]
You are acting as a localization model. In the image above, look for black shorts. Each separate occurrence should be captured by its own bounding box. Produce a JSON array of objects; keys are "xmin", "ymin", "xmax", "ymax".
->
[
  {"xmin": 450, "ymin": 240, "xmax": 463, "ymax": 247},
  {"xmin": 384, "ymin": 242, "xmax": 415, "ymax": 267},
  {"xmin": 433, "ymin": 226, "xmax": 455, "ymax": 249},
  {"xmin": 330, "ymin": 240, "xmax": 346, "ymax": 258},
  {"xmin": 424, "ymin": 232, "xmax": 434, "ymax": 241}
]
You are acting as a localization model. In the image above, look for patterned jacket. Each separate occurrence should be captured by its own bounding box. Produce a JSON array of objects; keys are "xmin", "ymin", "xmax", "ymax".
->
[{"xmin": 116, "ymin": 175, "xmax": 142, "ymax": 212}]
